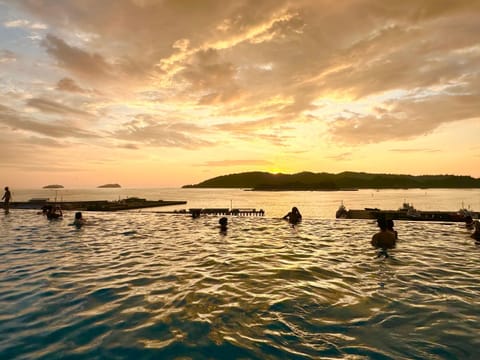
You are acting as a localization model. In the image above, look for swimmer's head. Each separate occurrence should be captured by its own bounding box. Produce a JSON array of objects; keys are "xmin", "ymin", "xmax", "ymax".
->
[
  {"xmin": 387, "ymin": 219, "xmax": 394, "ymax": 229},
  {"xmin": 377, "ymin": 218, "xmax": 387, "ymax": 230},
  {"xmin": 219, "ymin": 217, "xmax": 228, "ymax": 227}
]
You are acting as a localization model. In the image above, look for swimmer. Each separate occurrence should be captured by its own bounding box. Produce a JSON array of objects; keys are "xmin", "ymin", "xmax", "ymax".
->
[
  {"xmin": 283, "ymin": 206, "xmax": 302, "ymax": 226},
  {"xmin": 219, "ymin": 217, "xmax": 228, "ymax": 234},
  {"xmin": 73, "ymin": 212, "xmax": 86, "ymax": 227},
  {"xmin": 471, "ymin": 220, "xmax": 480, "ymax": 241},
  {"xmin": 372, "ymin": 218, "xmax": 396, "ymax": 251},
  {"xmin": 465, "ymin": 215, "xmax": 474, "ymax": 230},
  {"xmin": 45, "ymin": 205, "xmax": 63, "ymax": 220}
]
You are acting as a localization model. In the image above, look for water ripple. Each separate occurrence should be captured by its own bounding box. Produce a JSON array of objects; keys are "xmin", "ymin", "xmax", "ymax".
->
[{"xmin": 1, "ymin": 210, "xmax": 480, "ymax": 359}]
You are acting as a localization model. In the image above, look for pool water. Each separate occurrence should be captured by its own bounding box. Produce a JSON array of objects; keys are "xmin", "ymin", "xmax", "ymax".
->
[{"xmin": 1, "ymin": 208, "xmax": 479, "ymax": 359}]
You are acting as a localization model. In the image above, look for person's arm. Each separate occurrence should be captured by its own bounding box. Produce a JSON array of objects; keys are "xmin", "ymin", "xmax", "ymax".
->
[{"xmin": 371, "ymin": 234, "xmax": 378, "ymax": 247}]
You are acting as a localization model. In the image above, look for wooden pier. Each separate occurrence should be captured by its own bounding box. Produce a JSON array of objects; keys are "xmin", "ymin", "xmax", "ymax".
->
[
  {"xmin": 10, "ymin": 197, "xmax": 187, "ymax": 211},
  {"xmin": 188, "ymin": 208, "xmax": 265, "ymax": 217}
]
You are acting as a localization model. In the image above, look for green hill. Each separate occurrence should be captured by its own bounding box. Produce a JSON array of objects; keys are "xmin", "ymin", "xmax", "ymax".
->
[{"xmin": 182, "ymin": 171, "xmax": 480, "ymax": 190}]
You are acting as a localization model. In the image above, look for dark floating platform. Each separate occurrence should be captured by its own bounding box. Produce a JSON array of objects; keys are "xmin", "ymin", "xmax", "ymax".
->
[
  {"xmin": 177, "ymin": 208, "xmax": 265, "ymax": 217},
  {"xmin": 11, "ymin": 197, "xmax": 187, "ymax": 211},
  {"xmin": 336, "ymin": 202, "xmax": 478, "ymax": 222}
]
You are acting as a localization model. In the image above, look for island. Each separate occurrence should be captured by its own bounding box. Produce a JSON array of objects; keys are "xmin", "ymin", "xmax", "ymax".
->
[
  {"xmin": 43, "ymin": 184, "xmax": 64, "ymax": 189},
  {"xmin": 183, "ymin": 171, "xmax": 480, "ymax": 190},
  {"xmin": 98, "ymin": 183, "xmax": 121, "ymax": 188}
]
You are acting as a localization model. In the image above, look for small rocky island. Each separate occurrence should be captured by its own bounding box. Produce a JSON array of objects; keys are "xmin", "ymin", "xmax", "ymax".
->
[
  {"xmin": 98, "ymin": 183, "xmax": 121, "ymax": 188},
  {"xmin": 43, "ymin": 184, "xmax": 64, "ymax": 189}
]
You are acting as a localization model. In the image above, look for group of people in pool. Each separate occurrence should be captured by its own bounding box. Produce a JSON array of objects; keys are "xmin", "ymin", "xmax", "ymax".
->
[
  {"xmin": 39, "ymin": 204, "xmax": 86, "ymax": 227},
  {"xmin": 40, "ymin": 205, "xmax": 63, "ymax": 220},
  {"xmin": 282, "ymin": 205, "xmax": 480, "ymax": 256},
  {"xmin": 282, "ymin": 205, "xmax": 399, "ymax": 254},
  {"xmin": 4, "ymin": 184, "xmax": 480, "ymax": 239}
]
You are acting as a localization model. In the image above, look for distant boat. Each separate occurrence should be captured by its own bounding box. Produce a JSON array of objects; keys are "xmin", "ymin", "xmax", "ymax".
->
[
  {"xmin": 98, "ymin": 183, "xmax": 121, "ymax": 188},
  {"xmin": 43, "ymin": 184, "xmax": 64, "ymax": 189}
]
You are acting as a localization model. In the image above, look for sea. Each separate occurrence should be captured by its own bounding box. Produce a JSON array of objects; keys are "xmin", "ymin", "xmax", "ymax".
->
[{"xmin": 1, "ymin": 188, "xmax": 480, "ymax": 359}]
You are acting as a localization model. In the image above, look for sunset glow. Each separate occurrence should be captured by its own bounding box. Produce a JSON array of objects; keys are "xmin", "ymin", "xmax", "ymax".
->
[{"xmin": 1, "ymin": 0, "xmax": 479, "ymax": 188}]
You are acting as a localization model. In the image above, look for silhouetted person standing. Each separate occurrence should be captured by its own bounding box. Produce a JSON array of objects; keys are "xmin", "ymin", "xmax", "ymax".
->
[{"xmin": 2, "ymin": 186, "xmax": 11, "ymax": 213}]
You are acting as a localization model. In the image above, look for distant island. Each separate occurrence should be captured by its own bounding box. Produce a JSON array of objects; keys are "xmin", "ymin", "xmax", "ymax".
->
[
  {"xmin": 183, "ymin": 171, "xmax": 480, "ymax": 190},
  {"xmin": 43, "ymin": 184, "xmax": 64, "ymax": 189},
  {"xmin": 98, "ymin": 183, "xmax": 121, "ymax": 188}
]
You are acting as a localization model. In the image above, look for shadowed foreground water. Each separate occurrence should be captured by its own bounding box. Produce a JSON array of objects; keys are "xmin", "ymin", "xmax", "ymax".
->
[{"xmin": 1, "ymin": 210, "xmax": 480, "ymax": 359}]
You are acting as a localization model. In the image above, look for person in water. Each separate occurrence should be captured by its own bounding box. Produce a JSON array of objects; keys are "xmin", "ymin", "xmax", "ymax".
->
[
  {"xmin": 2, "ymin": 186, "xmax": 11, "ymax": 213},
  {"xmin": 464, "ymin": 215, "xmax": 474, "ymax": 230},
  {"xmin": 73, "ymin": 212, "xmax": 86, "ymax": 227},
  {"xmin": 471, "ymin": 220, "xmax": 480, "ymax": 241},
  {"xmin": 219, "ymin": 217, "xmax": 228, "ymax": 234},
  {"xmin": 372, "ymin": 218, "xmax": 397, "ymax": 254},
  {"xmin": 283, "ymin": 206, "xmax": 302, "ymax": 225},
  {"xmin": 387, "ymin": 219, "xmax": 398, "ymax": 239},
  {"xmin": 44, "ymin": 205, "xmax": 63, "ymax": 220}
]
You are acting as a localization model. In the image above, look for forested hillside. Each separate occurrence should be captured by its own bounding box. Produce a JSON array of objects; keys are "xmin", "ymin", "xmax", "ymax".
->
[{"xmin": 182, "ymin": 171, "xmax": 480, "ymax": 190}]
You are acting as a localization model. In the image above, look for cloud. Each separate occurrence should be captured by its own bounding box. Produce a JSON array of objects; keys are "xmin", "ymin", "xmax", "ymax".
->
[
  {"xmin": 26, "ymin": 97, "xmax": 93, "ymax": 117},
  {"xmin": 0, "ymin": 49, "xmax": 17, "ymax": 63},
  {"xmin": 113, "ymin": 115, "xmax": 214, "ymax": 149},
  {"xmin": 118, "ymin": 143, "xmax": 139, "ymax": 150},
  {"xmin": 389, "ymin": 148, "xmax": 440, "ymax": 153},
  {"xmin": 199, "ymin": 159, "xmax": 273, "ymax": 167},
  {"xmin": 56, "ymin": 77, "xmax": 87, "ymax": 93},
  {"xmin": 176, "ymin": 48, "xmax": 243, "ymax": 105},
  {"xmin": 0, "ymin": 103, "xmax": 98, "ymax": 138},
  {"xmin": 327, "ymin": 152, "xmax": 354, "ymax": 161},
  {"xmin": 4, "ymin": 19, "xmax": 47, "ymax": 29},
  {"xmin": 42, "ymin": 34, "xmax": 113, "ymax": 80},
  {"xmin": 328, "ymin": 93, "xmax": 480, "ymax": 144},
  {"xmin": 25, "ymin": 136, "xmax": 69, "ymax": 148},
  {"xmin": 6, "ymin": 0, "xmax": 480, "ymax": 148}
]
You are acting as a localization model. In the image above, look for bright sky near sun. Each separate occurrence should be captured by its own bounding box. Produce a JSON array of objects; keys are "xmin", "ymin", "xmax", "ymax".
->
[{"xmin": 1, "ymin": 0, "xmax": 479, "ymax": 188}]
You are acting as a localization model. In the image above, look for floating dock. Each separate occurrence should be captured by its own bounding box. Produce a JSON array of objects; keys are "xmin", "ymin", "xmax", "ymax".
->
[
  {"xmin": 336, "ymin": 203, "xmax": 477, "ymax": 222},
  {"xmin": 186, "ymin": 208, "xmax": 265, "ymax": 217},
  {"xmin": 10, "ymin": 197, "xmax": 187, "ymax": 211}
]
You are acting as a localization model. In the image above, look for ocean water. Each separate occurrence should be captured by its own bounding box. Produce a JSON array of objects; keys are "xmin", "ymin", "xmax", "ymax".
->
[{"xmin": 1, "ymin": 189, "xmax": 480, "ymax": 359}]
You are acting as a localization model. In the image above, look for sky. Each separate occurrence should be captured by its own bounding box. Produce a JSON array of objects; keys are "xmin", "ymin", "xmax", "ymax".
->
[{"xmin": 1, "ymin": 0, "xmax": 479, "ymax": 188}]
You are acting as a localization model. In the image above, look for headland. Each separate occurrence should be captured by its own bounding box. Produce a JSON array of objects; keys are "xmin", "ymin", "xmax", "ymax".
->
[{"xmin": 183, "ymin": 171, "xmax": 480, "ymax": 191}]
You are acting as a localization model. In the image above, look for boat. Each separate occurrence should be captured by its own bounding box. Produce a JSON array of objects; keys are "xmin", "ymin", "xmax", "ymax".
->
[
  {"xmin": 10, "ymin": 197, "xmax": 187, "ymax": 211},
  {"xmin": 336, "ymin": 202, "xmax": 479, "ymax": 222}
]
